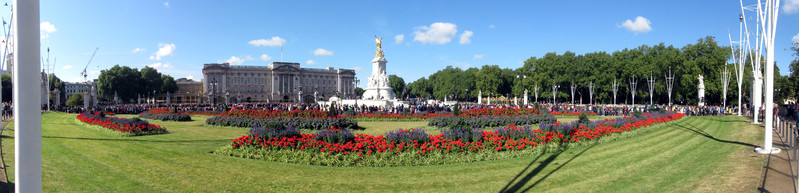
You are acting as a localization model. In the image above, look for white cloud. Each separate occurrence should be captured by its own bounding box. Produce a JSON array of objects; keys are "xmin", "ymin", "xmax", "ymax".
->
[
  {"xmin": 149, "ymin": 43, "xmax": 176, "ymax": 60},
  {"xmin": 313, "ymin": 48, "xmax": 334, "ymax": 56},
  {"xmin": 40, "ymin": 22, "xmax": 56, "ymax": 33},
  {"xmin": 619, "ymin": 16, "xmax": 652, "ymax": 33},
  {"xmin": 260, "ymin": 54, "xmax": 272, "ymax": 61},
  {"xmin": 249, "ymin": 36, "xmax": 286, "ymax": 47},
  {"xmin": 244, "ymin": 55, "xmax": 255, "ymax": 60},
  {"xmin": 352, "ymin": 67, "xmax": 362, "ymax": 71},
  {"xmin": 131, "ymin": 48, "xmax": 145, "ymax": 53},
  {"xmin": 489, "ymin": 24, "xmax": 496, "ymax": 29},
  {"xmin": 40, "ymin": 22, "xmax": 56, "ymax": 39},
  {"xmin": 225, "ymin": 56, "xmax": 248, "ymax": 65},
  {"xmin": 395, "ymin": 34, "xmax": 405, "ymax": 44},
  {"xmin": 163, "ymin": 2, "xmax": 169, "ymax": 7},
  {"xmin": 148, "ymin": 62, "xmax": 174, "ymax": 69},
  {"xmin": 306, "ymin": 60, "xmax": 316, "ymax": 65},
  {"xmin": 473, "ymin": 54, "xmax": 484, "ymax": 60},
  {"xmin": 459, "ymin": 30, "xmax": 473, "ymax": 44},
  {"xmin": 186, "ymin": 75, "xmax": 194, "ymax": 80},
  {"xmin": 413, "ymin": 22, "xmax": 458, "ymax": 45},
  {"xmin": 792, "ymin": 33, "xmax": 799, "ymax": 44},
  {"xmin": 62, "ymin": 65, "xmax": 73, "ymax": 69},
  {"xmin": 785, "ymin": 0, "xmax": 799, "ymax": 14}
]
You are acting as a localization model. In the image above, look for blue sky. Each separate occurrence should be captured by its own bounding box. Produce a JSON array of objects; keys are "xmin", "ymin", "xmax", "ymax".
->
[{"xmin": 5, "ymin": 0, "xmax": 799, "ymax": 86}]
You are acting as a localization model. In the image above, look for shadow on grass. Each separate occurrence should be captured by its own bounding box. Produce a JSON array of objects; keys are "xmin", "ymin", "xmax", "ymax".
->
[
  {"xmin": 43, "ymin": 136, "xmax": 233, "ymax": 143},
  {"xmin": 499, "ymin": 143, "xmax": 597, "ymax": 193},
  {"xmin": 672, "ymin": 122, "xmax": 757, "ymax": 148}
]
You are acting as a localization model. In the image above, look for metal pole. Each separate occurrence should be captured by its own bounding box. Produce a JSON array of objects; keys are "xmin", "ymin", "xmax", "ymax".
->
[
  {"xmin": 14, "ymin": 0, "xmax": 43, "ymax": 191},
  {"xmin": 755, "ymin": 0, "xmax": 780, "ymax": 154}
]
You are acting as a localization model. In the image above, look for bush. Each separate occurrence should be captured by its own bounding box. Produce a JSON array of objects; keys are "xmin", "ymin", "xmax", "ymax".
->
[
  {"xmin": 205, "ymin": 116, "xmax": 357, "ymax": 130},
  {"xmin": 633, "ymin": 109, "xmax": 643, "ymax": 117},
  {"xmin": 315, "ymin": 127, "xmax": 355, "ymax": 143},
  {"xmin": 452, "ymin": 104, "xmax": 460, "ymax": 116},
  {"xmin": 385, "ymin": 128, "xmax": 429, "ymax": 144},
  {"xmin": 428, "ymin": 114, "xmax": 556, "ymax": 129},
  {"xmin": 249, "ymin": 126, "xmax": 300, "ymax": 140},
  {"xmin": 441, "ymin": 127, "xmax": 483, "ymax": 142},
  {"xmin": 494, "ymin": 124, "xmax": 536, "ymax": 140},
  {"xmin": 578, "ymin": 113, "xmax": 591, "ymax": 124},
  {"xmin": 138, "ymin": 112, "xmax": 192, "ymax": 121}
]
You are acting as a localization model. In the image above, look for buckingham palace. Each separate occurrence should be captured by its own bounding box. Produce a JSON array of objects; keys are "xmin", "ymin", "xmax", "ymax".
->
[{"xmin": 202, "ymin": 62, "xmax": 357, "ymax": 103}]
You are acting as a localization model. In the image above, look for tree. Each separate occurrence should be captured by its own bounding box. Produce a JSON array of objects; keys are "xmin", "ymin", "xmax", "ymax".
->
[
  {"xmin": 161, "ymin": 75, "xmax": 178, "ymax": 94},
  {"xmin": 355, "ymin": 87, "xmax": 365, "ymax": 96},
  {"xmin": 98, "ymin": 65, "xmax": 142, "ymax": 102},
  {"xmin": 407, "ymin": 77, "xmax": 431, "ymax": 98},
  {"xmin": 388, "ymin": 75, "xmax": 405, "ymax": 98},
  {"xmin": 66, "ymin": 93, "xmax": 84, "ymax": 107},
  {"xmin": 140, "ymin": 66, "xmax": 163, "ymax": 94},
  {"xmin": 1, "ymin": 74, "xmax": 11, "ymax": 102},
  {"xmin": 49, "ymin": 74, "xmax": 66, "ymax": 106}
]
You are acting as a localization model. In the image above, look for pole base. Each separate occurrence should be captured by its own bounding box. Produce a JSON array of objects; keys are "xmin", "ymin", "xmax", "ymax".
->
[{"xmin": 754, "ymin": 147, "xmax": 781, "ymax": 154}]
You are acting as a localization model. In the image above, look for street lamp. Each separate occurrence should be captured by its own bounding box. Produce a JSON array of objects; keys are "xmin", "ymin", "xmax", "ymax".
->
[
  {"xmin": 465, "ymin": 88, "xmax": 469, "ymax": 102},
  {"xmin": 552, "ymin": 82, "xmax": 559, "ymax": 104},
  {"xmin": 517, "ymin": 74, "xmax": 526, "ymax": 105}
]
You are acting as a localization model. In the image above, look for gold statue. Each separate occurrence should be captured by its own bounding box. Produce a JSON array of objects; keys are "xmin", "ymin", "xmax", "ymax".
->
[{"xmin": 374, "ymin": 35, "xmax": 383, "ymax": 58}]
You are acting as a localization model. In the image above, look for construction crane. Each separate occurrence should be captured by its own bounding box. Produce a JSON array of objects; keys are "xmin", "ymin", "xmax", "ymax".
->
[{"xmin": 81, "ymin": 47, "xmax": 99, "ymax": 80}]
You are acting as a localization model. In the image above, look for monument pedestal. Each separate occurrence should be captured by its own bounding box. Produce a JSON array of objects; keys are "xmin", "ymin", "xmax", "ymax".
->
[{"xmin": 362, "ymin": 51, "xmax": 396, "ymax": 100}]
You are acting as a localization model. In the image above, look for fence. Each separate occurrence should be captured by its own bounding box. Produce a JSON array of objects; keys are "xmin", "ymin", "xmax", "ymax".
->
[{"xmin": 774, "ymin": 115, "xmax": 798, "ymax": 193}]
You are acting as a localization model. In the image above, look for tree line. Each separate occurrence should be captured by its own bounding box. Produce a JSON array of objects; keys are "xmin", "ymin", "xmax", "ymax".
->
[
  {"xmin": 97, "ymin": 65, "xmax": 178, "ymax": 103},
  {"xmin": 394, "ymin": 36, "xmax": 798, "ymax": 106}
]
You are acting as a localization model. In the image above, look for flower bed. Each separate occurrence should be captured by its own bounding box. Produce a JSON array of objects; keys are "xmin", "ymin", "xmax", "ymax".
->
[
  {"xmin": 222, "ymin": 109, "xmax": 332, "ymax": 119},
  {"xmin": 549, "ymin": 111, "xmax": 597, "ymax": 116},
  {"xmin": 341, "ymin": 112, "xmax": 450, "ymax": 121},
  {"xmin": 205, "ymin": 116, "xmax": 358, "ymax": 130},
  {"xmin": 460, "ymin": 107, "xmax": 540, "ymax": 117},
  {"xmin": 215, "ymin": 112, "xmax": 685, "ymax": 167},
  {"xmin": 427, "ymin": 114, "xmax": 557, "ymax": 128},
  {"xmin": 76, "ymin": 112, "xmax": 168, "ymax": 136},
  {"xmin": 138, "ymin": 112, "xmax": 192, "ymax": 121},
  {"xmin": 146, "ymin": 108, "xmax": 222, "ymax": 117}
]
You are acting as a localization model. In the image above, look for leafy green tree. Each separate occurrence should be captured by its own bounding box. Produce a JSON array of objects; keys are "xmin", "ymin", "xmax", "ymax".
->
[
  {"xmin": 388, "ymin": 75, "xmax": 405, "ymax": 98},
  {"xmin": 98, "ymin": 65, "xmax": 142, "ymax": 102},
  {"xmin": 161, "ymin": 75, "xmax": 178, "ymax": 94},
  {"xmin": 1, "ymin": 74, "xmax": 11, "ymax": 102},
  {"xmin": 49, "ymin": 74, "xmax": 66, "ymax": 106},
  {"xmin": 407, "ymin": 77, "xmax": 431, "ymax": 98},
  {"xmin": 355, "ymin": 87, "xmax": 365, "ymax": 96},
  {"xmin": 140, "ymin": 66, "xmax": 163, "ymax": 94},
  {"xmin": 66, "ymin": 93, "xmax": 84, "ymax": 107}
]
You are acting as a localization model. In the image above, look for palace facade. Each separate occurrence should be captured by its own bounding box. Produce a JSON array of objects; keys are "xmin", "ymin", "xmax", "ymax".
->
[{"xmin": 201, "ymin": 62, "xmax": 356, "ymax": 103}]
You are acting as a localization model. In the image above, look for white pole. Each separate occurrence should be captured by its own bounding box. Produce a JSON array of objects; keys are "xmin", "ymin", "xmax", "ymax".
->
[
  {"xmin": 756, "ymin": 0, "xmax": 780, "ymax": 154},
  {"xmin": 14, "ymin": 0, "xmax": 43, "ymax": 191}
]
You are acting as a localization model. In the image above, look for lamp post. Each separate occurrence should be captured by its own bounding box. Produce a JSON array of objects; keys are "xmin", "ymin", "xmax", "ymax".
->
[
  {"xmin": 517, "ymin": 74, "xmax": 526, "ymax": 105},
  {"xmin": 570, "ymin": 81, "xmax": 576, "ymax": 104},
  {"xmin": 465, "ymin": 88, "xmax": 469, "ymax": 102},
  {"xmin": 552, "ymin": 81, "xmax": 559, "ymax": 104}
]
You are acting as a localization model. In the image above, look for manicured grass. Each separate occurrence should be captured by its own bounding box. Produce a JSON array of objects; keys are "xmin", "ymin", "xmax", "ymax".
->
[{"xmin": 1, "ymin": 113, "xmax": 763, "ymax": 192}]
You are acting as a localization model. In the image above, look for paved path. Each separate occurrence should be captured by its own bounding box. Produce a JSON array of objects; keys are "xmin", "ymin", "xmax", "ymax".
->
[{"xmin": 760, "ymin": 129, "xmax": 797, "ymax": 193}]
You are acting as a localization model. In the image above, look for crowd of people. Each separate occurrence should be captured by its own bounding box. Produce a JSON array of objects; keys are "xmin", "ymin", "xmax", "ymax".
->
[{"xmin": 0, "ymin": 99, "xmax": 794, "ymax": 124}]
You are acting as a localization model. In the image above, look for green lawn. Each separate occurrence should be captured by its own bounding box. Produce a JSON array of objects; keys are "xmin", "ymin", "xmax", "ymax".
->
[{"xmin": 1, "ymin": 112, "xmax": 763, "ymax": 192}]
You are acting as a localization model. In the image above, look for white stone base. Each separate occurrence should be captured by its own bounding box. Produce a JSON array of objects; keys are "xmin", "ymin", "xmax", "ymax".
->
[
  {"xmin": 755, "ymin": 147, "xmax": 781, "ymax": 154},
  {"xmin": 362, "ymin": 87, "xmax": 396, "ymax": 100}
]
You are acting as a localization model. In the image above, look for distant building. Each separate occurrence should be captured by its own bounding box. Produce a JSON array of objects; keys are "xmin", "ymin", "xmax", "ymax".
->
[
  {"xmin": 202, "ymin": 62, "xmax": 356, "ymax": 103},
  {"xmin": 173, "ymin": 78, "xmax": 203, "ymax": 103},
  {"xmin": 63, "ymin": 79, "xmax": 97, "ymax": 99}
]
